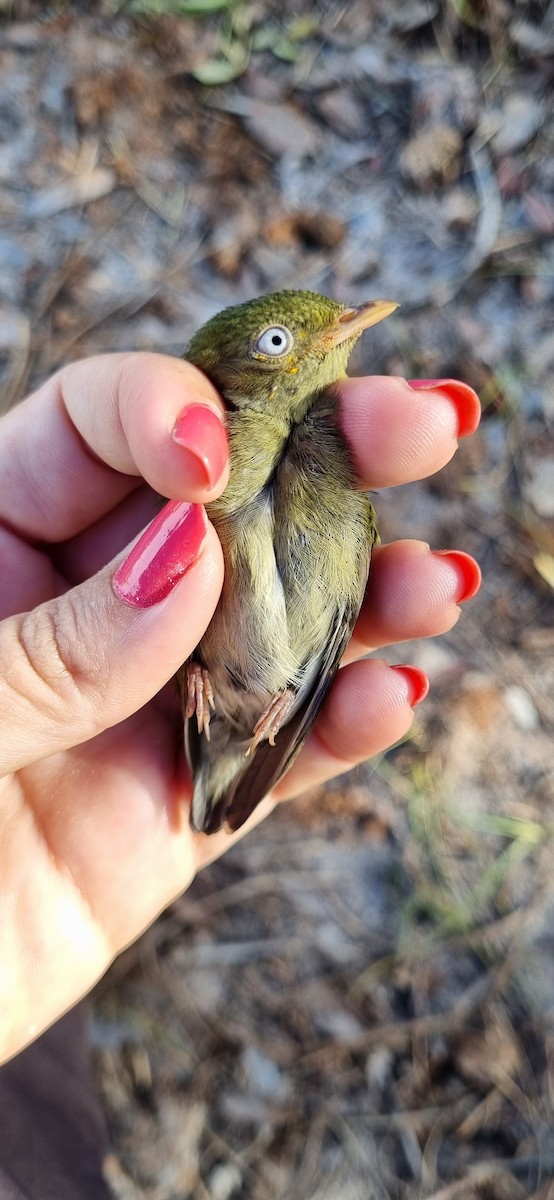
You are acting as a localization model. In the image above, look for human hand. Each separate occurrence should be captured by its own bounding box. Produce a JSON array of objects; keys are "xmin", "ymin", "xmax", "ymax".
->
[{"xmin": 0, "ymin": 354, "xmax": 480, "ymax": 1062}]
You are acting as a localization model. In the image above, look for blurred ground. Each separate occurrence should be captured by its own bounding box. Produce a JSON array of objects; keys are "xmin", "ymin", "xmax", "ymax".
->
[{"xmin": 1, "ymin": 1, "xmax": 554, "ymax": 1196}]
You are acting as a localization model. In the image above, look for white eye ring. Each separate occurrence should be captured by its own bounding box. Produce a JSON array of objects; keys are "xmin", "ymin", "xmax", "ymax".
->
[{"xmin": 255, "ymin": 325, "xmax": 294, "ymax": 357}]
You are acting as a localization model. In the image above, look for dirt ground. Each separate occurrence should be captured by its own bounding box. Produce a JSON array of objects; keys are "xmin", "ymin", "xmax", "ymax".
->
[{"xmin": 1, "ymin": 1, "xmax": 554, "ymax": 1196}]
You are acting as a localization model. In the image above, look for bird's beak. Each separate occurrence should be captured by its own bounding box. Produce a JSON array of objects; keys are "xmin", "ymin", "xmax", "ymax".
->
[{"xmin": 326, "ymin": 300, "xmax": 399, "ymax": 347}]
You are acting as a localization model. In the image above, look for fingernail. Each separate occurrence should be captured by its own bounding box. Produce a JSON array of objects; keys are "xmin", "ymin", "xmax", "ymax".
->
[
  {"xmin": 173, "ymin": 405, "xmax": 227, "ymax": 489},
  {"xmin": 407, "ymin": 379, "xmax": 481, "ymax": 437},
  {"xmin": 432, "ymin": 550, "xmax": 482, "ymax": 603},
  {"xmin": 390, "ymin": 664, "xmax": 429, "ymax": 708},
  {"xmin": 113, "ymin": 500, "xmax": 207, "ymax": 608}
]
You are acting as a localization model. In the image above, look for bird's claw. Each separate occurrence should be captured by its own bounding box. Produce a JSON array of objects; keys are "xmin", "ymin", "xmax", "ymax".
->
[
  {"xmin": 246, "ymin": 688, "xmax": 295, "ymax": 757},
  {"xmin": 185, "ymin": 663, "xmax": 215, "ymax": 740}
]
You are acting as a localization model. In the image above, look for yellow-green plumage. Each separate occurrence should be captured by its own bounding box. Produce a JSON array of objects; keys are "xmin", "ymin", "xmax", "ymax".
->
[{"xmin": 182, "ymin": 289, "xmax": 396, "ymax": 834}]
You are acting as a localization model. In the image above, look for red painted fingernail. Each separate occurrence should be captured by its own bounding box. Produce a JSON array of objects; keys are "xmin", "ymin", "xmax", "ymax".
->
[
  {"xmin": 113, "ymin": 500, "xmax": 207, "ymax": 608},
  {"xmin": 407, "ymin": 379, "xmax": 481, "ymax": 438},
  {"xmin": 173, "ymin": 405, "xmax": 227, "ymax": 489},
  {"xmin": 390, "ymin": 664, "xmax": 429, "ymax": 708},
  {"xmin": 433, "ymin": 550, "xmax": 482, "ymax": 603}
]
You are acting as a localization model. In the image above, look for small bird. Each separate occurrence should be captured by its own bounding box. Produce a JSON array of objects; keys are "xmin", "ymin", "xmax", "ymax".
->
[{"xmin": 182, "ymin": 289, "xmax": 397, "ymax": 835}]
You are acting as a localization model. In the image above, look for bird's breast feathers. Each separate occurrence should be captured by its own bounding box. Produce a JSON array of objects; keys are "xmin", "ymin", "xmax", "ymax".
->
[{"xmin": 198, "ymin": 391, "xmax": 371, "ymax": 731}]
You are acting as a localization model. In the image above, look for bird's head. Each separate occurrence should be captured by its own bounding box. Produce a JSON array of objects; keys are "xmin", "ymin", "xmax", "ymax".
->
[{"xmin": 186, "ymin": 290, "xmax": 398, "ymax": 421}]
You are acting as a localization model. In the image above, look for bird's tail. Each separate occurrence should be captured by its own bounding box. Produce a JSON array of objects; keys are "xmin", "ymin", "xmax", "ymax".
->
[{"xmin": 189, "ymin": 743, "xmax": 247, "ymax": 834}]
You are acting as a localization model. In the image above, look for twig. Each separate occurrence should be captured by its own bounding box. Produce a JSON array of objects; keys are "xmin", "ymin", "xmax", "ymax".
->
[{"xmin": 300, "ymin": 972, "xmax": 493, "ymax": 1067}]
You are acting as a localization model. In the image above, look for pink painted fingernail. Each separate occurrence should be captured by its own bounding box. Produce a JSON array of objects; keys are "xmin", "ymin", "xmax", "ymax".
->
[
  {"xmin": 113, "ymin": 500, "xmax": 207, "ymax": 608},
  {"xmin": 433, "ymin": 550, "xmax": 482, "ymax": 603},
  {"xmin": 173, "ymin": 405, "xmax": 227, "ymax": 489},
  {"xmin": 390, "ymin": 664, "xmax": 429, "ymax": 708},
  {"xmin": 407, "ymin": 379, "xmax": 481, "ymax": 437}
]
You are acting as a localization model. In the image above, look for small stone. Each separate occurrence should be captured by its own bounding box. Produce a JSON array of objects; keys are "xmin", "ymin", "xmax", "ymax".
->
[
  {"xmin": 387, "ymin": 0, "xmax": 439, "ymax": 32},
  {"xmin": 315, "ymin": 1009, "xmax": 365, "ymax": 1040},
  {"xmin": 443, "ymin": 186, "xmax": 478, "ymax": 230},
  {"xmin": 365, "ymin": 1045, "xmax": 394, "ymax": 1091},
  {"xmin": 503, "ymin": 686, "xmax": 539, "ymax": 731},
  {"xmin": 244, "ymin": 100, "xmax": 321, "ymax": 160},
  {"xmin": 316, "ymin": 88, "xmax": 366, "ymax": 140},
  {"xmin": 315, "ymin": 921, "xmax": 358, "ymax": 965},
  {"xmin": 241, "ymin": 1045, "xmax": 292, "ymax": 1102},
  {"xmin": 400, "ymin": 125, "xmax": 462, "ymax": 190},
  {"xmin": 209, "ymin": 1163, "xmax": 242, "ymax": 1200},
  {"xmin": 491, "ymin": 95, "xmax": 544, "ymax": 157}
]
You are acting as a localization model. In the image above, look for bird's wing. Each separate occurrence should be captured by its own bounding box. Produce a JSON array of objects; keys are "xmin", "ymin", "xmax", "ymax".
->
[{"xmin": 224, "ymin": 561, "xmax": 370, "ymax": 832}]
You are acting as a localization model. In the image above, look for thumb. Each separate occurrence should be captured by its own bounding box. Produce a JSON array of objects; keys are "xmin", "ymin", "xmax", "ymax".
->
[{"xmin": 0, "ymin": 501, "xmax": 223, "ymax": 776}]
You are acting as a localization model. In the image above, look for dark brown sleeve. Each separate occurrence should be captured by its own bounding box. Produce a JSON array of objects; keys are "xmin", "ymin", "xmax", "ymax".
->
[{"xmin": 0, "ymin": 1006, "xmax": 111, "ymax": 1200}]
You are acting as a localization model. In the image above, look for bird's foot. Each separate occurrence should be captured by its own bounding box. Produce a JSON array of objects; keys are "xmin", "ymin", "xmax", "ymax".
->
[
  {"xmin": 246, "ymin": 688, "xmax": 295, "ymax": 757},
  {"xmin": 185, "ymin": 663, "xmax": 215, "ymax": 740}
]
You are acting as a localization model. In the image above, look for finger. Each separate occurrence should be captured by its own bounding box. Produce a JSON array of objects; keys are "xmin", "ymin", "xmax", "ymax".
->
[
  {"xmin": 337, "ymin": 376, "xmax": 481, "ymax": 488},
  {"xmin": 273, "ymin": 659, "xmax": 427, "ymax": 800},
  {"xmin": 0, "ymin": 502, "xmax": 224, "ymax": 775},
  {"xmin": 0, "ymin": 354, "xmax": 229, "ymax": 543},
  {"xmin": 0, "ymin": 524, "xmax": 65, "ymax": 618},
  {"xmin": 345, "ymin": 540, "xmax": 482, "ymax": 661},
  {"xmin": 0, "ymin": 487, "xmax": 160, "ymax": 616},
  {"xmin": 57, "ymin": 486, "xmax": 162, "ymax": 588}
]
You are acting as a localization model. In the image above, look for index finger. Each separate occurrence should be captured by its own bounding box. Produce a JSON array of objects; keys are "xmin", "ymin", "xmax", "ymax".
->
[
  {"xmin": 0, "ymin": 353, "xmax": 228, "ymax": 543},
  {"xmin": 338, "ymin": 376, "xmax": 480, "ymax": 489}
]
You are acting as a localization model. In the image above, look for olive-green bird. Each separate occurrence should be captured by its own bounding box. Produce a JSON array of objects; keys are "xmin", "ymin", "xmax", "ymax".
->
[{"xmin": 181, "ymin": 289, "xmax": 397, "ymax": 835}]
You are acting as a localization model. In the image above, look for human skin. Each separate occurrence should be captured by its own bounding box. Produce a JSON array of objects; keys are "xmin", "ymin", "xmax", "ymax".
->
[{"xmin": 0, "ymin": 353, "xmax": 481, "ymax": 1063}]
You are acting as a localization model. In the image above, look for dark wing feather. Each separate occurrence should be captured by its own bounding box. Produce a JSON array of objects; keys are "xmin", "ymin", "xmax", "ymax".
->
[{"xmin": 224, "ymin": 580, "xmax": 368, "ymax": 832}]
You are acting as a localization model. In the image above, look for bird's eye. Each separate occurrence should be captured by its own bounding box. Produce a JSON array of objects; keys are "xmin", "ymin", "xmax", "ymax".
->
[{"xmin": 255, "ymin": 325, "xmax": 294, "ymax": 356}]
